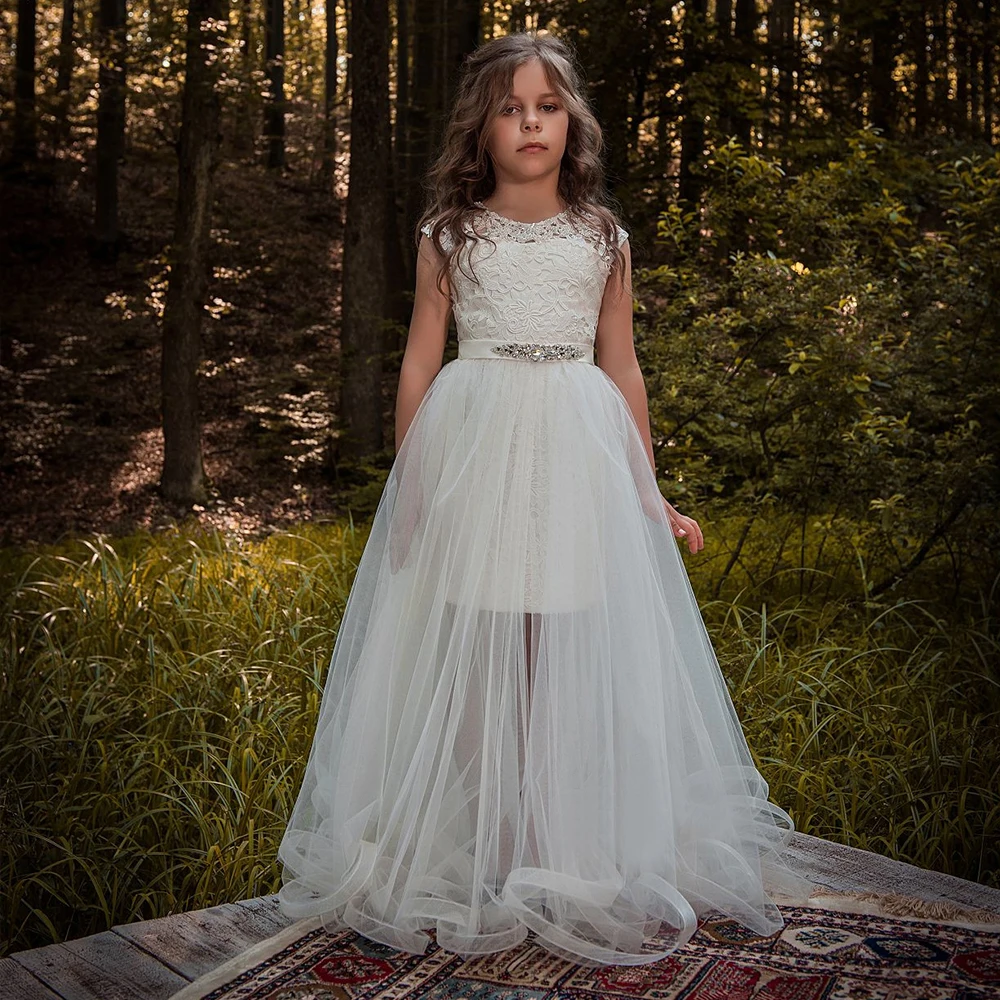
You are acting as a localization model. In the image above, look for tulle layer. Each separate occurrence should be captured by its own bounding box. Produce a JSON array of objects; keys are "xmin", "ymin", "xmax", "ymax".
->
[{"xmin": 278, "ymin": 353, "xmax": 812, "ymax": 966}]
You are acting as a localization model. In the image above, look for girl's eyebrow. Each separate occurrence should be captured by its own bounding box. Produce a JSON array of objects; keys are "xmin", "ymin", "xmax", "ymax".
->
[{"xmin": 508, "ymin": 92, "xmax": 559, "ymax": 100}]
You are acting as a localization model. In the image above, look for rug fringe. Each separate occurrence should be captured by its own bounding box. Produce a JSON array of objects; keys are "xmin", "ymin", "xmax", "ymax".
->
[{"xmin": 803, "ymin": 886, "xmax": 1000, "ymax": 926}]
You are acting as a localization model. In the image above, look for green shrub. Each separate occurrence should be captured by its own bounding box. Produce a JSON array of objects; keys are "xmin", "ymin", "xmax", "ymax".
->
[{"xmin": 638, "ymin": 131, "xmax": 1000, "ymax": 604}]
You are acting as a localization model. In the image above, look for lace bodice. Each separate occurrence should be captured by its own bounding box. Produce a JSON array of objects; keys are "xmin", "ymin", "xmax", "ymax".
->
[{"xmin": 420, "ymin": 203, "xmax": 629, "ymax": 348}]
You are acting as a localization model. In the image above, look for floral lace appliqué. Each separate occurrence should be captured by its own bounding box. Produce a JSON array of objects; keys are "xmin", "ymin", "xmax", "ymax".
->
[{"xmin": 419, "ymin": 207, "xmax": 628, "ymax": 349}]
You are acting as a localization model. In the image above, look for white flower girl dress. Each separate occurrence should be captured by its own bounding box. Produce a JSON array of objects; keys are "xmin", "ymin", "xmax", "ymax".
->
[{"xmin": 276, "ymin": 202, "xmax": 814, "ymax": 966}]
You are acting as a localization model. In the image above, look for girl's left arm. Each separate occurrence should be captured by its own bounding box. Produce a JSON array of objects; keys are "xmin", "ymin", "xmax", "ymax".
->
[
  {"xmin": 594, "ymin": 239, "xmax": 655, "ymax": 476},
  {"xmin": 595, "ymin": 240, "xmax": 704, "ymax": 553}
]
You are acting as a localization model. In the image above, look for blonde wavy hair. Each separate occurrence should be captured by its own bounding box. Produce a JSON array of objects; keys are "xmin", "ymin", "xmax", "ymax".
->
[{"xmin": 416, "ymin": 31, "xmax": 628, "ymax": 299}]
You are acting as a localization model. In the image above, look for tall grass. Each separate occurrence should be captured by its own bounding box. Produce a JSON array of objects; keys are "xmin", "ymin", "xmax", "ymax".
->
[{"xmin": 2, "ymin": 518, "xmax": 997, "ymax": 955}]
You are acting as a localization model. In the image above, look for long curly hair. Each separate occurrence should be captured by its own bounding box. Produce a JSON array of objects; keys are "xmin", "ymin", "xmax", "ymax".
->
[{"xmin": 416, "ymin": 31, "xmax": 628, "ymax": 299}]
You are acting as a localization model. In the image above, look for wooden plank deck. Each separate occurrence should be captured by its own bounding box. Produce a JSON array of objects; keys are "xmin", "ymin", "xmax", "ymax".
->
[
  {"xmin": 2, "ymin": 896, "xmax": 294, "ymax": 1000},
  {"xmin": 4, "ymin": 833, "xmax": 999, "ymax": 1000}
]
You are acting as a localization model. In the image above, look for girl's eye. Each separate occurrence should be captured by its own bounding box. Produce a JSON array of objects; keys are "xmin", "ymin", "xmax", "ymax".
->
[{"xmin": 503, "ymin": 104, "xmax": 559, "ymax": 115}]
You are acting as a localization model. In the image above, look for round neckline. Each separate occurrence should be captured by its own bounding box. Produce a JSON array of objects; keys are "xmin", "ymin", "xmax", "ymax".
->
[{"xmin": 474, "ymin": 200, "xmax": 568, "ymax": 226}]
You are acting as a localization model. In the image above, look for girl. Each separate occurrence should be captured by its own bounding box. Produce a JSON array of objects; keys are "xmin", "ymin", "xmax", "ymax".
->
[{"xmin": 277, "ymin": 31, "xmax": 815, "ymax": 967}]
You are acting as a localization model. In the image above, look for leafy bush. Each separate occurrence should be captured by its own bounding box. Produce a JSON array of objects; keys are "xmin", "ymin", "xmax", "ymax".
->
[{"xmin": 637, "ymin": 131, "xmax": 1000, "ymax": 605}]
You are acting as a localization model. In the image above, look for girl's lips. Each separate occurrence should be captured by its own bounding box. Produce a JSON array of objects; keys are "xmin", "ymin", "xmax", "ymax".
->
[{"xmin": 520, "ymin": 145, "xmax": 547, "ymax": 152}]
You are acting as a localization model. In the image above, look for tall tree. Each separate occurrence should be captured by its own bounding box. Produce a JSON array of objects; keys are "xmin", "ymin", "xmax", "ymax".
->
[
  {"xmin": 384, "ymin": 0, "xmax": 407, "ymax": 335},
  {"xmin": 321, "ymin": 0, "xmax": 339, "ymax": 184},
  {"xmin": 405, "ymin": 0, "xmax": 439, "ymax": 270},
  {"xmin": 733, "ymin": 0, "xmax": 756, "ymax": 148},
  {"xmin": 95, "ymin": 0, "xmax": 126, "ymax": 252},
  {"xmin": 984, "ymin": 0, "xmax": 994, "ymax": 142},
  {"xmin": 766, "ymin": 0, "xmax": 795, "ymax": 153},
  {"xmin": 955, "ymin": 0, "xmax": 971, "ymax": 134},
  {"xmin": 678, "ymin": 0, "xmax": 708, "ymax": 206},
  {"xmin": 160, "ymin": 0, "xmax": 228, "ymax": 503},
  {"xmin": 716, "ymin": 0, "xmax": 733, "ymax": 138},
  {"xmin": 911, "ymin": 0, "xmax": 929, "ymax": 137},
  {"xmin": 869, "ymin": 2, "xmax": 899, "ymax": 137},
  {"xmin": 13, "ymin": 0, "xmax": 37, "ymax": 165},
  {"xmin": 55, "ymin": 0, "xmax": 75, "ymax": 139},
  {"xmin": 233, "ymin": 0, "xmax": 256, "ymax": 155},
  {"xmin": 264, "ymin": 0, "xmax": 286, "ymax": 167},
  {"xmin": 339, "ymin": 0, "xmax": 390, "ymax": 458},
  {"xmin": 394, "ymin": 1, "xmax": 477, "ymax": 311},
  {"xmin": 931, "ymin": 0, "xmax": 950, "ymax": 132}
]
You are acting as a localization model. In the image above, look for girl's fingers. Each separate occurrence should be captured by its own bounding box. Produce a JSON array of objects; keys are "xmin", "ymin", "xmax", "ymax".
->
[
  {"xmin": 659, "ymin": 497, "xmax": 705, "ymax": 552},
  {"xmin": 678, "ymin": 514, "xmax": 703, "ymax": 553}
]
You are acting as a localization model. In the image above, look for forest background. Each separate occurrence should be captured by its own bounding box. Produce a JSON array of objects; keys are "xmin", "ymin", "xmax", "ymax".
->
[{"xmin": 1, "ymin": 0, "xmax": 998, "ymax": 957}]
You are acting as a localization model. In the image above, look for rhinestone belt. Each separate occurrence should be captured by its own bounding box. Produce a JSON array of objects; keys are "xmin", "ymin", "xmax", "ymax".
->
[{"xmin": 457, "ymin": 338, "xmax": 595, "ymax": 364}]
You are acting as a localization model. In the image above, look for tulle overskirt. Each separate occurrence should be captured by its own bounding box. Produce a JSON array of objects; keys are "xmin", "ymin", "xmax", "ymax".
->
[{"xmin": 277, "ymin": 353, "xmax": 812, "ymax": 966}]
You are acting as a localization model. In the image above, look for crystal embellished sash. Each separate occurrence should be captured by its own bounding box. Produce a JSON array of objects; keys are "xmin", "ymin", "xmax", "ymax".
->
[{"xmin": 457, "ymin": 338, "xmax": 595, "ymax": 364}]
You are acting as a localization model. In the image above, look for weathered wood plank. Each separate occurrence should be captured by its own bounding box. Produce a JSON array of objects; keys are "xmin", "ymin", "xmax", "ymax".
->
[
  {"xmin": 12, "ymin": 930, "xmax": 186, "ymax": 1000},
  {"xmin": 232, "ymin": 893, "xmax": 295, "ymax": 932},
  {"xmin": 0, "ymin": 958, "xmax": 64, "ymax": 1000},
  {"xmin": 112, "ymin": 896, "xmax": 292, "ymax": 982},
  {"xmin": 8, "ymin": 843, "xmax": 998, "ymax": 1000},
  {"xmin": 785, "ymin": 832, "xmax": 1000, "ymax": 914}
]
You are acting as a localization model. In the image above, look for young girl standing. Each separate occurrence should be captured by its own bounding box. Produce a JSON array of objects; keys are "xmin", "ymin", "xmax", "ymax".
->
[{"xmin": 277, "ymin": 31, "xmax": 813, "ymax": 967}]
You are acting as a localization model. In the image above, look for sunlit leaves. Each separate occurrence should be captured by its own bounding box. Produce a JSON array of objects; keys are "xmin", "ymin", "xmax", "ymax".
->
[{"xmin": 634, "ymin": 131, "xmax": 999, "ymax": 602}]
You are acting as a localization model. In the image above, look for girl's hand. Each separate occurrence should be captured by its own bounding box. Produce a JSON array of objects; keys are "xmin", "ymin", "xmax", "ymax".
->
[{"xmin": 663, "ymin": 498, "xmax": 703, "ymax": 554}]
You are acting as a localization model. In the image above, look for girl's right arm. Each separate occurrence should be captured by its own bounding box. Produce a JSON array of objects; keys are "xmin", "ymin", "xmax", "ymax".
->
[{"xmin": 394, "ymin": 234, "xmax": 453, "ymax": 453}]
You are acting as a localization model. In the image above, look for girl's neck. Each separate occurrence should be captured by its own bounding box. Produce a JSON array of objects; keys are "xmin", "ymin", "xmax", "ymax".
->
[{"xmin": 481, "ymin": 188, "xmax": 566, "ymax": 225}]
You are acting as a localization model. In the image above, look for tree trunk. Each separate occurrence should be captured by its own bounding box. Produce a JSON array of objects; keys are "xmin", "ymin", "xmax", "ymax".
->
[
  {"xmin": 984, "ymin": 0, "xmax": 994, "ymax": 143},
  {"xmin": 233, "ymin": 0, "xmax": 255, "ymax": 155},
  {"xmin": 55, "ymin": 0, "xmax": 75, "ymax": 139},
  {"xmin": 392, "ymin": 0, "xmax": 410, "ymax": 339},
  {"xmin": 761, "ymin": 0, "xmax": 778, "ymax": 150},
  {"xmin": 13, "ymin": 0, "xmax": 37, "ymax": 165},
  {"xmin": 389, "ymin": 0, "xmax": 475, "ymax": 313},
  {"xmin": 384, "ymin": 0, "xmax": 407, "ymax": 333},
  {"xmin": 718, "ymin": 0, "xmax": 732, "ymax": 39},
  {"xmin": 869, "ymin": 4, "xmax": 897, "ymax": 137},
  {"xmin": 776, "ymin": 0, "xmax": 793, "ymax": 149},
  {"xmin": 733, "ymin": 0, "xmax": 756, "ymax": 148},
  {"xmin": 678, "ymin": 0, "xmax": 708, "ymax": 207},
  {"xmin": 321, "ymin": 0, "xmax": 339, "ymax": 184},
  {"xmin": 966, "ymin": 0, "xmax": 980, "ymax": 135},
  {"xmin": 715, "ymin": 0, "xmax": 733, "ymax": 138},
  {"xmin": 932, "ymin": 0, "xmax": 950, "ymax": 132},
  {"xmin": 95, "ymin": 0, "xmax": 126, "ymax": 251},
  {"xmin": 955, "ymin": 0, "xmax": 970, "ymax": 134},
  {"xmin": 160, "ymin": 0, "xmax": 227, "ymax": 504},
  {"xmin": 793, "ymin": 0, "xmax": 803, "ymax": 122},
  {"xmin": 339, "ymin": 0, "xmax": 390, "ymax": 458},
  {"xmin": 264, "ymin": 0, "xmax": 285, "ymax": 168},
  {"xmin": 446, "ymin": 0, "xmax": 479, "ymax": 95},
  {"xmin": 912, "ymin": 2, "xmax": 929, "ymax": 137},
  {"xmin": 406, "ymin": 0, "xmax": 439, "ymax": 263}
]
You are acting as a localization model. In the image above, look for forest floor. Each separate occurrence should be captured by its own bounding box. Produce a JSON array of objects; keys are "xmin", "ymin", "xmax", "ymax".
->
[{"xmin": 1, "ymin": 143, "xmax": 405, "ymax": 549}]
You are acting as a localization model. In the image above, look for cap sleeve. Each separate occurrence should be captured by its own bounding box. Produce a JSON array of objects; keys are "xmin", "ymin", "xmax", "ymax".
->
[
  {"xmin": 419, "ymin": 218, "xmax": 456, "ymax": 253},
  {"xmin": 616, "ymin": 225, "xmax": 629, "ymax": 247}
]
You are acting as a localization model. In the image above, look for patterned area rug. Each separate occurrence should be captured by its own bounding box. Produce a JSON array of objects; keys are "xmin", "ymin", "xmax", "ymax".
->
[{"xmin": 169, "ymin": 902, "xmax": 1000, "ymax": 999}]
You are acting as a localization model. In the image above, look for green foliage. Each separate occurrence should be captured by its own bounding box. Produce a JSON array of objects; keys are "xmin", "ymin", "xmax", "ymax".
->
[
  {"xmin": 2, "ymin": 522, "xmax": 998, "ymax": 953},
  {"xmin": 704, "ymin": 583, "xmax": 1000, "ymax": 878},
  {"xmin": 637, "ymin": 131, "xmax": 1000, "ymax": 603},
  {"xmin": 0, "ymin": 524, "xmax": 364, "ymax": 953}
]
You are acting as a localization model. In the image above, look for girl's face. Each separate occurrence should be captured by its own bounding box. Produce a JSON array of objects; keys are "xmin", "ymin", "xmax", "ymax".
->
[{"xmin": 485, "ymin": 59, "xmax": 569, "ymax": 185}]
